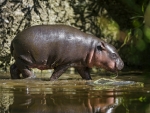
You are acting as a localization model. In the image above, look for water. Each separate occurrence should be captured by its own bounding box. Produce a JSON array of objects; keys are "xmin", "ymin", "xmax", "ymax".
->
[{"xmin": 0, "ymin": 72, "xmax": 150, "ymax": 113}]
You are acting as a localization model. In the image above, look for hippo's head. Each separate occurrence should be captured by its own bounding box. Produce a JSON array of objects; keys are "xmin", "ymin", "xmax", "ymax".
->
[{"xmin": 88, "ymin": 41, "xmax": 124, "ymax": 72}]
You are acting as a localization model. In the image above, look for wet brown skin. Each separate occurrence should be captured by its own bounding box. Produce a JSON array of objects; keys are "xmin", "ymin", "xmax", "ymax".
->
[{"xmin": 10, "ymin": 25, "xmax": 124, "ymax": 80}]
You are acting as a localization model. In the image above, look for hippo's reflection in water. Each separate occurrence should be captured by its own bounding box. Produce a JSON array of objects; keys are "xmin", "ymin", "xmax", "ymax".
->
[{"xmin": 8, "ymin": 87, "xmax": 126, "ymax": 113}]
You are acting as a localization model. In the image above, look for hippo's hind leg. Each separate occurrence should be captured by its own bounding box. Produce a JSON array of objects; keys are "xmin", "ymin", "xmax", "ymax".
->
[
  {"xmin": 10, "ymin": 63, "xmax": 21, "ymax": 79},
  {"xmin": 50, "ymin": 64, "xmax": 71, "ymax": 81},
  {"xmin": 14, "ymin": 58, "xmax": 35, "ymax": 79},
  {"xmin": 76, "ymin": 67, "xmax": 92, "ymax": 80}
]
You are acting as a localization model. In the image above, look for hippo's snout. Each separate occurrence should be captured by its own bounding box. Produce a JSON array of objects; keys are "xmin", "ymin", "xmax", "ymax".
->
[{"xmin": 116, "ymin": 59, "xmax": 124, "ymax": 71}]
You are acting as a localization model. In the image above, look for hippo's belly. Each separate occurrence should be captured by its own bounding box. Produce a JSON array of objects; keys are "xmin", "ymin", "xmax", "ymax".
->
[{"xmin": 29, "ymin": 64, "xmax": 50, "ymax": 70}]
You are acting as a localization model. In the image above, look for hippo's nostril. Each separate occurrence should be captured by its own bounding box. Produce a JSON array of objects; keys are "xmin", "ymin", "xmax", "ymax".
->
[
  {"xmin": 121, "ymin": 61, "xmax": 124, "ymax": 69},
  {"xmin": 118, "ymin": 61, "xmax": 124, "ymax": 70},
  {"xmin": 116, "ymin": 59, "xmax": 124, "ymax": 71}
]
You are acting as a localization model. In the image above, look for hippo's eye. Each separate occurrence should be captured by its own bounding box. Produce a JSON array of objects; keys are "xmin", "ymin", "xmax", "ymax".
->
[
  {"xmin": 111, "ymin": 53, "xmax": 117, "ymax": 59},
  {"xmin": 97, "ymin": 45, "xmax": 103, "ymax": 51}
]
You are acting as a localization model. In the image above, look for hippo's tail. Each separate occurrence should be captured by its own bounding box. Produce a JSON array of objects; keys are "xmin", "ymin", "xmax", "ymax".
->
[{"xmin": 10, "ymin": 40, "xmax": 14, "ymax": 56}]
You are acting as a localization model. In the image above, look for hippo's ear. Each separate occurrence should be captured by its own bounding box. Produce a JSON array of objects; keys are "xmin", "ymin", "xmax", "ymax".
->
[{"xmin": 97, "ymin": 42, "xmax": 105, "ymax": 51}]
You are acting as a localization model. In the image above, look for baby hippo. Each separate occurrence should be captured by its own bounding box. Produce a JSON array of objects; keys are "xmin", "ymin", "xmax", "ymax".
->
[{"xmin": 10, "ymin": 25, "xmax": 124, "ymax": 80}]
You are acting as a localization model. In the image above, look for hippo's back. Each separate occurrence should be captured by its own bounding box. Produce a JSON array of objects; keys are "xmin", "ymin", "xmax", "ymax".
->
[{"xmin": 14, "ymin": 25, "xmax": 87, "ymax": 43}]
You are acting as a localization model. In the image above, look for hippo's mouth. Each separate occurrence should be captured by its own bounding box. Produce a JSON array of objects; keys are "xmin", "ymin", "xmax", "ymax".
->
[
  {"xmin": 104, "ymin": 62, "xmax": 119, "ymax": 73},
  {"xmin": 105, "ymin": 63, "xmax": 119, "ymax": 77},
  {"xmin": 114, "ymin": 62, "xmax": 118, "ymax": 72},
  {"xmin": 99, "ymin": 63, "xmax": 117, "ymax": 73},
  {"xmin": 112, "ymin": 61, "xmax": 124, "ymax": 78},
  {"xmin": 113, "ymin": 62, "xmax": 119, "ymax": 72},
  {"xmin": 108, "ymin": 59, "xmax": 124, "ymax": 72},
  {"xmin": 98, "ymin": 61, "xmax": 121, "ymax": 75}
]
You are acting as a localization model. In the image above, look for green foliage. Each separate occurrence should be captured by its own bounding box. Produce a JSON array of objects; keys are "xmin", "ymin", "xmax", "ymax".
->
[
  {"xmin": 143, "ymin": 25, "xmax": 150, "ymax": 43},
  {"xmin": 119, "ymin": 30, "xmax": 131, "ymax": 50},
  {"xmin": 139, "ymin": 97, "xmax": 147, "ymax": 102},
  {"xmin": 144, "ymin": 3, "xmax": 150, "ymax": 27},
  {"xmin": 97, "ymin": 16, "xmax": 120, "ymax": 41},
  {"xmin": 134, "ymin": 28, "xmax": 147, "ymax": 51},
  {"xmin": 135, "ymin": 38, "xmax": 147, "ymax": 51},
  {"xmin": 131, "ymin": 17, "xmax": 143, "ymax": 28},
  {"xmin": 119, "ymin": 1, "xmax": 150, "ymax": 68}
]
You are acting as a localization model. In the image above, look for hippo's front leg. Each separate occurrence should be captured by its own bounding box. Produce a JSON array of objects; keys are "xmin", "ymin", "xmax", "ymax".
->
[
  {"xmin": 76, "ymin": 67, "xmax": 92, "ymax": 80},
  {"xmin": 10, "ymin": 63, "xmax": 21, "ymax": 79},
  {"xmin": 50, "ymin": 64, "xmax": 71, "ymax": 81},
  {"xmin": 12, "ymin": 58, "xmax": 35, "ymax": 79}
]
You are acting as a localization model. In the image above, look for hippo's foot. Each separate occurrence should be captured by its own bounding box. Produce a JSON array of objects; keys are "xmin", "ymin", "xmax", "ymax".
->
[
  {"xmin": 10, "ymin": 63, "xmax": 21, "ymax": 79},
  {"xmin": 76, "ymin": 67, "xmax": 92, "ymax": 80},
  {"xmin": 50, "ymin": 64, "xmax": 71, "ymax": 81},
  {"xmin": 21, "ymin": 68, "xmax": 35, "ymax": 79},
  {"xmin": 13, "ymin": 59, "xmax": 35, "ymax": 79}
]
